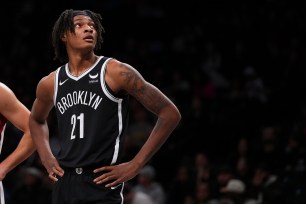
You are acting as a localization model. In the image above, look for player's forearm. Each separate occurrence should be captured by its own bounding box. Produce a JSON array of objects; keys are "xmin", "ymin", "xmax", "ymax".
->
[
  {"xmin": 0, "ymin": 133, "xmax": 35, "ymax": 174},
  {"xmin": 29, "ymin": 117, "xmax": 54, "ymax": 164}
]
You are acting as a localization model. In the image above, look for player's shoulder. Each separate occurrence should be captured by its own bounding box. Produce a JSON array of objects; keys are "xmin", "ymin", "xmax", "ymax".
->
[
  {"xmin": 34, "ymin": 71, "xmax": 57, "ymax": 100},
  {"xmin": 104, "ymin": 57, "xmax": 119, "ymax": 66},
  {"xmin": 0, "ymin": 82, "xmax": 14, "ymax": 96},
  {"xmin": 0, "ymin": 82, "xmax": 9, "ymax": 90},
  {"xmin": 0, "ymin": 82, "xmax": 17, "ymax": 110},
  {"xmin": 37, "ymin": 71, "xmax": 57, "ymax": 91},
  {"xmin": 106, "ymin": 57, "xmax": 136, "ymax": 73},
  {"xmin": 0, "ymin": 82, "xmax": 8, "ymax": 91}
]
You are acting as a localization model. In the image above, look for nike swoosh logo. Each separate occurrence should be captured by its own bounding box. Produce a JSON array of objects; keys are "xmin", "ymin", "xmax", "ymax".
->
[
  {"xmin": 59, "ymin": 79, "xmax": 69, "ymax": 86},
  {"xmin": 89, "ymin": 73, "xmax": 98, "ymax": 79}
]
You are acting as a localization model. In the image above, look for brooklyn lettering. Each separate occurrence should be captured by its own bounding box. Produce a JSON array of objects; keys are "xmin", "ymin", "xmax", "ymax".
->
[{"xmin": 57, "ymin": 91, "xmax": 102, "ymax": 114}]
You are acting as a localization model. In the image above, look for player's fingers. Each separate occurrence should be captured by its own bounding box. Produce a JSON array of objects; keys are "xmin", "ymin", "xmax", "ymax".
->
[
  {"xmin": 48, "ymin": 172, "xmax": 58, "ymax": 182},
  {"xmin": 105, "ymin": 180, "xmax": 121, "ymax": 188},
  {"xmin": 94, "ymin": 165, "xmax": 113, "ymax": 173},
  {"xmin": 93, "ymin": 172, "xmax": 109, "ymax": 182},
  {"xmin": 94, "ymin": 172, "xmax": 118, "ymax": 184},
  {"xmin": 52, "ymin": 166, "xmax": 64, "ymax": 177}
]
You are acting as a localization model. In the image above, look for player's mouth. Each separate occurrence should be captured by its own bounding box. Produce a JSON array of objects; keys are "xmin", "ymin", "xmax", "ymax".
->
[{"xmin": 83, "ymin": 35, "xmax": 94, "ymax": 42}]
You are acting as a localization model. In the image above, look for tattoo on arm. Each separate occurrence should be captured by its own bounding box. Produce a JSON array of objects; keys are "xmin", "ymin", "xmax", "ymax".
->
[
  {"xmin": 120, "ymin": 69, "xmax": 169, "ymax": 113},
  {"xmin": 120, "ymin": 70, "xmax": 145, "ymax": 94}
]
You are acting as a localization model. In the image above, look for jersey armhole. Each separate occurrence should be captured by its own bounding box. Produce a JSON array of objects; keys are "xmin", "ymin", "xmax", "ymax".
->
[
  {"xmin": 100, "ymin": 58, "xmax": 124, "ymax": 103},
  {"xmin": 53, "ymin": 67, "xmax": 61, "ymax": 106}
]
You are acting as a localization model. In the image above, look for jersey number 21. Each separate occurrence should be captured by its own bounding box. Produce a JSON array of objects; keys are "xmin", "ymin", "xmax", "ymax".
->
[{"xmin": 71, "ymin": 113, "xmax": 84, "ymax": 140}]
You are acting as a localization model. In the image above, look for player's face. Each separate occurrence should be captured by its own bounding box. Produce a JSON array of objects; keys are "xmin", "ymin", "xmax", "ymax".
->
[{"xmin": 63, "ymin": 15, "xmax": 97, "ymax": 51}]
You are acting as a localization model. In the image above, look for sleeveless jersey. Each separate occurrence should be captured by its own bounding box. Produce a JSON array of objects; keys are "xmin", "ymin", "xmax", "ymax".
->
[{"xmin": 54, "ymin": 56, "xmax": 129, "ymax": 168}]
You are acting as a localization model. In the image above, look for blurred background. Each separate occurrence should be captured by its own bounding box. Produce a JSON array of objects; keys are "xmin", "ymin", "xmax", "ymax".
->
[{"xmin": 0, "ymin": 0, "xmax": 306, "ymax": 204}]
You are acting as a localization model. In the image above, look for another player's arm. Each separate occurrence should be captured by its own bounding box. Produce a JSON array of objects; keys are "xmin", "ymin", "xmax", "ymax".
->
[
  {"xmin": 29, "ymin": 72, "xmax": 64, "ymax": 179},
  {"xmin": 107, "ymin": 59, "xmax": 181, "ymax": 170},
  {"xmin": 0, "ymin": 83, "xmax": 35, "ymax": 180}
]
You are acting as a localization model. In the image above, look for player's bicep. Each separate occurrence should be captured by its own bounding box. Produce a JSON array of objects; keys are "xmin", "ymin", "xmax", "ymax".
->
[
  {"xmin": 117, "ymin": 64, "xmax": 171, "ymax": 115},
  {"xmin": 131, "ymin": 82, "xmax": 172, "ymax": 115},
  {"xmin": 109, "ymin": 61, "xmax": 173, "ymax": 115}
]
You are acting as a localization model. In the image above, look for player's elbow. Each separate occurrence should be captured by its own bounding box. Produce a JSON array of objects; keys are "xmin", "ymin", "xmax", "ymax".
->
[
  {"xmin": 168, "ymin": 105, "xmax": 181, "ymax": 126},
  {"xmin": 29, "ymin": 112, "xmax": 45, "ymax": 125},
  {"xmin": 174, "ymin": 108, "xmax": 182, "ymax": 125}
]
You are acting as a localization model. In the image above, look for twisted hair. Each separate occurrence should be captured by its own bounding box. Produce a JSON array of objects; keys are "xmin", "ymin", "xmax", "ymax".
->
[{"xmin": 52, "ymin": 9, "xmax": 105, "ymax": 63}]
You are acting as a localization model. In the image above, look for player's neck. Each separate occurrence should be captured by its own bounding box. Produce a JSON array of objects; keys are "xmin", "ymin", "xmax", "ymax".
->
[{"xmin": 68, "ymin": 54, "xmax": 98, "ymax": 76}]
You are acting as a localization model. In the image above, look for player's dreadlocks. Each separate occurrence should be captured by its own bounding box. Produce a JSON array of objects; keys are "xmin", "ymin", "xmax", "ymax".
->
[{"xmin": 52, "ymin": 9, "xmax": 105, "ymax": 63}]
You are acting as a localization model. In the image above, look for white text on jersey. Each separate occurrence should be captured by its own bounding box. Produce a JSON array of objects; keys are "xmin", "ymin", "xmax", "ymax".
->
[{"xmin": 57, "ymin": 91, "xmax": 103, "ymax": 114}]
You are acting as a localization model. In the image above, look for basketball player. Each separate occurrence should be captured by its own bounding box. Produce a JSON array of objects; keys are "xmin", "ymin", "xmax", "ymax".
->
[
  {"xmin": 0, "ymin": 82, "xmax": 35, "ymax": 204},
  {"xmin": 29, "ymin": 9, "xmax": 181, "ymax": 203}
]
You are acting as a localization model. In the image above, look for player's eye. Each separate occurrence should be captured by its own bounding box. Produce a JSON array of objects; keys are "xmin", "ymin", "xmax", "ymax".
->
[{"xmin": 89, "ymin": 24, "xmax": 96, "ymax": 29}]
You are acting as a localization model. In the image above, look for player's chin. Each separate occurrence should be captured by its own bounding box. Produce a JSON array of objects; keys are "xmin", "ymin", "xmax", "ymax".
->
[{"xmin": 79, "ymin": 44, "xmax": 96, "ymax": 52}]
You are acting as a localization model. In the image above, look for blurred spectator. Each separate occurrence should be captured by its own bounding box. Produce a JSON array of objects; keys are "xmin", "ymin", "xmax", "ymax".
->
[
  {"xmin": 282, "ymin": 124, "xmax": 306, "ymax": 204},
  {"xmin": 194, "ymin": 152, "xmax": 212, "ymax": 184},
  {"xmin": 242, "ymin": 66, "xmax": 268, "ymax": 104},
  {"xmin": 254, "ymin": 126, "xmax": 285, "ymax": 174},
  {"xmin": 9, "ymin": 167, "xmax": 51, "ymax": 204},
  {"xmin": 210, "ymin": 165, "xmax": 234, "ymax": 199},
  {"xmin": 166, "ymin": 164, "xmax": 195, "ymax": 204},
  {"xmin": 133, "ymin": 165, "xmax": 166, "ymax": 204},
  {"xmin": 219, "ymin": 179, "xmax": 246, "ymax": 204},
  {"xmin": 227, "ymin": 137, "xmax": 252, "ymax": 184},
  {"xmin": 123, "ymin": 182, "xmax": 156, "ymax": 204},
  {"xmin": 247, "ymin": 163, "xmax": 285, "ymax": 204},
  {"xmin": 191, "ymin": 181, "xmax": 218, "ymax": 204}
]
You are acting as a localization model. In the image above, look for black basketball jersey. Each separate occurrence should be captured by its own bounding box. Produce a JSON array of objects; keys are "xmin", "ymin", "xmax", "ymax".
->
[{"xmin": 54, "ymin": 56, "xmax": 129, "ymax": 168}]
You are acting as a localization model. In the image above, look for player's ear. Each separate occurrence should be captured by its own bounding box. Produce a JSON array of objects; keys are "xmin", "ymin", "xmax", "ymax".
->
[{"xmin": 61, "ymin": 33, "xmax": 67, "ymax": 42}]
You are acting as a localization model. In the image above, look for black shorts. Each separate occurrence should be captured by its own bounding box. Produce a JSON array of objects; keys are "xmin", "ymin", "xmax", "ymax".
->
[{"xmin": 52, "ymin": 168, "xmax": 124, "ymax": 204}]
